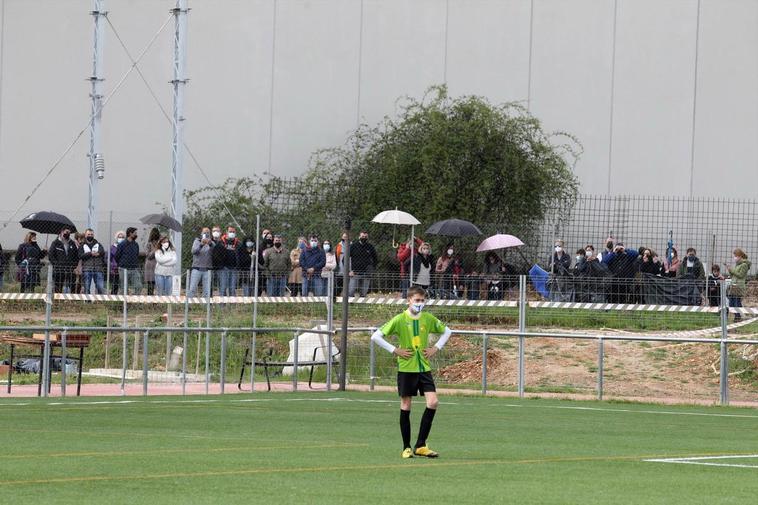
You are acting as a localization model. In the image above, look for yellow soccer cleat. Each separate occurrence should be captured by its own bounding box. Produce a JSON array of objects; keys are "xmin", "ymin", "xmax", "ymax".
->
[
  {"xmin": 413, "ymin": 446, "xmax": 439, "ymax": 458},
  {"xmin": 401, "ymin": 448, "xmax": 414, "ymax": 459}
]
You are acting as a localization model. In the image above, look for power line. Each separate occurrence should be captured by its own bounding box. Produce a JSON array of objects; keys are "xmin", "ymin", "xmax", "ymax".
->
[
  {"xmin": 105, "ymin": 16, "xmax": 245, "ymax": 235},
  {"xmin": 1, "ymin": 14, "xmax": 174, "ymax": 232}
]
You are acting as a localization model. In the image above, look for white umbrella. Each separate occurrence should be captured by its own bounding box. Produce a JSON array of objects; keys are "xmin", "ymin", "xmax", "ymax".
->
[
  {"xmin": 371, "ymin": 209, "xmax": 420, "ymax": 226},
  {"xmin": 372, "ymin": 209, "xmax": 421, "ymax": 287}
]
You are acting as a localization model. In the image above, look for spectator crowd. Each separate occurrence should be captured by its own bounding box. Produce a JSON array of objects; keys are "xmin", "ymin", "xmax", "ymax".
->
[{"xmin": 0, "ymin": 227, "xmax": 752, "ymax": 313}]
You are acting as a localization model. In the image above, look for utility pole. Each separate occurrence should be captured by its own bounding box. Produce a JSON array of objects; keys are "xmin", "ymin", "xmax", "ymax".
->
[
  {"xmin": 87, "ymin": 0, "xmax": 107, "ymax": 234},
  {"xmin": 171, "ymin": 0, "xmax": 189, "ymax": 272}
]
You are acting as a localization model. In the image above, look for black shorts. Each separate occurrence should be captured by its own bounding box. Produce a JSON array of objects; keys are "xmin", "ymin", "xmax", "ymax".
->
[{"xmin": 397, "ymin": 371, "xmax": 436, "ymax": 397}]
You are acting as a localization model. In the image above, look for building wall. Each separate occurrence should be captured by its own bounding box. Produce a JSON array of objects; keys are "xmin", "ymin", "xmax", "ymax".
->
[{"xmin": 0, "ymin": 0, "xmax": 756, "ymax": 246}]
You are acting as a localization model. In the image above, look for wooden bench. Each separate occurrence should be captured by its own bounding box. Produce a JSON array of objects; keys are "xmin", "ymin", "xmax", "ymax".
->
[
  {"xmin": 237, "ymin": 346, "xmax": 339, "ymax": 392},
  {"xmin": 0, "ymin": 333, "xmax": 90, "ymax": 396}
]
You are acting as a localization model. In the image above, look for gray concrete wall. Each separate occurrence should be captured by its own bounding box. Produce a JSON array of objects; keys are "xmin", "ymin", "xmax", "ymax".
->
[{"xmin": 0, "ymin": 0, "xmax": 756, "ymax": 246}]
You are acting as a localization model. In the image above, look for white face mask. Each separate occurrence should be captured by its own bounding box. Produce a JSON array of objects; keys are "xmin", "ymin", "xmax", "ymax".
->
[
  {"xmin": 227, "ymin": 232, "xmax": 236, "ymax": 239},
  {"xmin": 411, "ymin": 302, "xmax": 425, "ymax": 314},
  {"xmin": 161, "ymin": 243, "xmax": 169, "ymax": 251},
  {"xmin": 117, "ymin": 237, "xmax": 125, "ymax": 244},
  {"xmin": 575, "ymin": 255, "xmax": 583, "ymax": 262},
  {"xmin": 585, "ymin": 250, "xmax": 592, "ymax": 257},
  {"xmin": 310, "ymin": 240, "xmax": 318, "ymax": 248},
  {"xmin": 246, "ymin": 242, "xmax": 254, "ymax": 248},
  {"xmin": 555, "ymin": 246, "xmax": 562, "ymax": 253},
  {"xmin": 447, "ymin": 249, "xmax": 454, "ymax": 256},
  {"xmin": 212, "ymin": 231, "xmax": 221, "ymax": 239},
  {"xmin": 323, "ymin": 244, "xmax": 331, "ymax": 252}
]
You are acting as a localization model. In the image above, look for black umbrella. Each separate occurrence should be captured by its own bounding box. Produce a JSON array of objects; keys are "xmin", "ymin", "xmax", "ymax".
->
[
  {"xmin": 140, "ymin": 213, "xmax": 182, "ymax": 232},
  {"xmin": 425, "ymin": 218, "xmax": 483, "ymax": 237},
  {"xmin": 20, "ymin": 211, "xmax": 77, "ymax": 235}
]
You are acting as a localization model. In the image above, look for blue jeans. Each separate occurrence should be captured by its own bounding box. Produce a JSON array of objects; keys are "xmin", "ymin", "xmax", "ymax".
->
[
  {"xmin": 155, "ymin": 275, "xmax": 172, "ymax": 296},
  {"xmin": 83, "ymin": 271, "xmax": 105, "ymax": 294},
  {"xmin": 348, "ymin": 272, "xmax": 372, "ymax": 297},
  {"xmin": 302, "ymin": 275, "xmax": 324, "ymax": 296},
  {"xmin": 119, "ymin": 268, "xmax": 143, "ymax": 294},
  {"xmin": 218, "ymin": 268, "xmax": 237, "ymax": 297},
  {"xmin": 267, "ymin": 275, "xmax": 286, "ymax": 296},
  {"xmin": 188, "ymin": 269, "xmax": 211, "ymax": 298}
]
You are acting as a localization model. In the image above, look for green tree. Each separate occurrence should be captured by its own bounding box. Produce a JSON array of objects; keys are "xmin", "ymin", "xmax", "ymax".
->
[{"xmin": 183, "ymin": 85, "xmax": 581, "ymax": 266}]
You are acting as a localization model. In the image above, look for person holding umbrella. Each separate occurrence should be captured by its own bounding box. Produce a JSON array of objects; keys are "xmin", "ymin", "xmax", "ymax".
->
[{"xmin": 15, "ymin": 232, "xmax": 46, "ymax": 292}]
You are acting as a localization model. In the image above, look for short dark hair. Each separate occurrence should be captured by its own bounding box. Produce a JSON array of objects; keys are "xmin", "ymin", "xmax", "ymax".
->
[
  {"xmin": 407, "ymin": 286, "xmax": 427, "ymax": 299},
  {"xmin": 126, "ymin": 227, "xmax": 137, "ymax": 236},
  {"xmin": 686, "ymin": 247, "xmax": 696, "ymax": 254}
]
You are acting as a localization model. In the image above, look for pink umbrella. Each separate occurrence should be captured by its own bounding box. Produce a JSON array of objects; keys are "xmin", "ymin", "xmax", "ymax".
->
[{"xmin": 476, "ymin": 234, "xmax": 524, "ymax": 252}]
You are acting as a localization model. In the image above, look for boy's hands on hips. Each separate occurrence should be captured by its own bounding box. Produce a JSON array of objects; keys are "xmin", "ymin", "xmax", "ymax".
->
[
  {"xmin": 423, "ymin": 347, "xmax": 438, "ymax": 359},
  {"xmin": 393, "ymin": 348, "xmax": 412, "ymax": 358}
]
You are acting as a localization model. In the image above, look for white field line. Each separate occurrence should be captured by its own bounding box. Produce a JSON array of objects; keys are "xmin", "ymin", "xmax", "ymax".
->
[{"xmin": 644, "ymin": 454, "xmax": 758, "ymax": 469}]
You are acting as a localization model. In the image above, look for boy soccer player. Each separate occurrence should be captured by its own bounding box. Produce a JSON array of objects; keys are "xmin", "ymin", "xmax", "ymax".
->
[{"xmin": 371, "ymin": 286, "xmax": 453, "ymax": 459}]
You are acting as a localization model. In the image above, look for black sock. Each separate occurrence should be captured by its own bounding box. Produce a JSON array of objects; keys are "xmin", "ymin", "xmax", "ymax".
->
[
  {"xmin": 400, "ymin": 409, "xmax": 411, "ymax": 449},
  {"xmin": 415, "ymin": 407, "xmax": 436, "ymax": 448}
]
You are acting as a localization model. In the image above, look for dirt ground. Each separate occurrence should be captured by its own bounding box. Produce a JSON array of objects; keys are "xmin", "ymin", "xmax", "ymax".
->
[{"xmin": 437, "ymin": 327, "xmax": 758, "ymax": 403}]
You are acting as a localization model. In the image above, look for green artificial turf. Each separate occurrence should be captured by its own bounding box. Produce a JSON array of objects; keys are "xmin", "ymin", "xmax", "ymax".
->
[{"xmin": 0, "ymin": 392, "xmax": 756, "ymax": 504}]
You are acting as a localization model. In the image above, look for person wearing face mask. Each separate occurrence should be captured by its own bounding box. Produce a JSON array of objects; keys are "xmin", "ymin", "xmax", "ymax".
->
[
  {"xmin": 288, "ymin": 236, "xmax": 306, "ymax": 296},
  {"xmin": 114, "ymin": 227, "xmax": 142, "ymax": 294},
  {"xmin": 49, "ymin": 227, "xmax": 80, "ymax": 293},
  {"xmin": 143, "ymin": 227, "xmax": 161, "ymax": 296},
  {"xmin": 370, "ymin": 286, "xmax": 453, "ymax": 459},
  {"xmin": 300, "ymin": 235, "xmax": 326, "ymax": 296},
  {"xmin": 153, "ymin": 236, "xmax": 177, "ymax": 296},
  {"xmin": 434, "ymin": 244, "xmax": 458, "ymax": 299},
  {"xmin": 409, "ymin": 242, "xmax": 435, "ymax": 294},
  {"xmin": 725, "ymin": 248, "xmax": 751, "ymax": 321},
  {"xmin": 264, "ymin": 235, "xmax": 291, "ymax": 296},
  {"xmin": 15, "ymin": 232, "xmax": 46, "ymax": 292},
  {"xmin": 397, "ymin": 236, "xmax": 424, "ymax": 298},
  {"xmin": 676, "ymin": 248, "xmax": 705, "ymax": 280},
  {"xmin": 349, "ymin": 231, "xmax": 378, "ymax": 297},
  {"xmin": 187, "ymin": 227, "xmax": 215, "ymax": 297},
  {"xmin": 109, "ymin": 231, "xmax": 126, "ymax": 295},
  {"xmin": 78, "ymin": 228, "xmax": 105, "ymax": 295},
  {"xmin": 602, "ymin": 240, "xmax": 639, "ymax": 304},
  {"xmin": 237, "ymin": 236, "xmax": 257, "ymax": 297},
  {"xmin": 320, "ymin": 240, "xmax": 338, "ymax": 290},
  {"xmin": 213, "ymin": 226, "xmax": 241, "ymax": 297}
]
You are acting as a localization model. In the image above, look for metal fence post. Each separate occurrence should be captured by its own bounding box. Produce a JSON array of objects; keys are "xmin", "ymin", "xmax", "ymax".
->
[
  {"xmin": 597, "ymin": 337, "xmax": 604, "ymax": 401},
  {"xmin": 121, "ymin": 268, "xmax": 128, "ymax": 395},
  {"xmin": 204, "ymin": 331, "xmax": 210, "ymax": 395},
  {"xmin": 481, "ymin": 332, "xmax": 488, "ymax": 395},
  {"xmin": 142, "ymin": 330, "xmax": 149, "ymax": 396},
  {"xmin": 518, "ymin": 275, "xmax": 526, "ymax": 398},
  {"xmin": 42, "ymin": 266, "xmax": 53, "ymax": 398},
  {"xmin": 182, "ymin": 270, "xmax": 189, "ymax": 396},
  {"xmin": 250, "ymin": 333, "xmax": 256, "ymax": 392},
  {"xmin": 326, "ymin": 271, "xmax": 334, "ymax": 391},
  {"xmin": 60, "ymin": 328, "xmax": 68, "ymax": 397},
  {"xmin": 220, "ymin": 330, "xmax": 227, "ymax": 394},
  {"xmin": 719, "ymin": 279, "xmax": 729, "ymax": 405},
  {"xmin": 293, "ymin": 330, "xmax": 299, "ymax": 392},
  {"xmin": 205, "ymin": 271, "xmax": 211, "ymax": 395}
]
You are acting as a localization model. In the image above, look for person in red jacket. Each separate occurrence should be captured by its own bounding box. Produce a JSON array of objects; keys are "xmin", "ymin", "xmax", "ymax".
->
[{"xmin": 397, "ymin": 236, "xmax": 424, "ymax": 297}]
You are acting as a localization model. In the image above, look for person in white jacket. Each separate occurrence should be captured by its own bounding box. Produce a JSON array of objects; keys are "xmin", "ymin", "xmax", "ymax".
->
[{"xmin": 154, "ymin": 236, "xmax": 178, "ymax": 296}]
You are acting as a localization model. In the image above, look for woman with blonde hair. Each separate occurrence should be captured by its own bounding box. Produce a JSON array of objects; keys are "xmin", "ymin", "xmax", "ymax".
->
[{"xmin": 725, "ymin": 248, "xmax": 751, "ymax": 321}]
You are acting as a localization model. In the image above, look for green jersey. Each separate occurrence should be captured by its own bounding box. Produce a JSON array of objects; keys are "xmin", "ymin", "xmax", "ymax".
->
[{"xmin": 380, "ymin": 311, "xmax": 447, "ymax": 373}]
